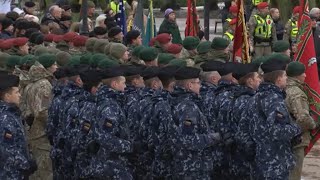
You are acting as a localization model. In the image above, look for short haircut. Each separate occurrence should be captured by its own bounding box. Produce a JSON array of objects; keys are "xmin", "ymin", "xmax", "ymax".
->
[
  {"xmin": 126, "ymin": 75, "xmax": 141, "ymax": 85},
  {"xmin": 0, "ymin": 87, "xmax": 14, "ymax": 100},
  {"xmin": 238, "ymin": 72, "xmax": 256, "ymax": 86},
  {"xmin": 270, "ymin": 8, "xmax": 278, "ymax": 14},
  {"xmin": 102, "ymin": 76, "xmax": 123, "ymax": 86},
  {"xmin": 144, "ymin": 77, "xmax": 160, "ymax": 88},
  {"xmin": 263, "ymin": 70, "xmax": 285, "ymax": 84}
]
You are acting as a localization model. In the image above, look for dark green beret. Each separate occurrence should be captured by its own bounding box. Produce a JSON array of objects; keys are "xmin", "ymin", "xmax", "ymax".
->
[
  {"xmin": 286, "ymin": 61, "xmax": 305, "ymax": 77},
  {"xmin": 85, "ymin": 37, "xmax": 98, "ymax": 52},
  {"xmin": 132, "ymin": 45, "xmax": 145, "ymax": 57},
  {"xmin": 266, "ymin": 53, "xmax": 291, "ymax": 64},
  {"xmin": 56, "ymin": 51, "xmax": 72, "ymax": 66},
  {"xmin": 183, "ymin": 36, "xmax": 200, "ymax": 50},
  {"xmin": 0, "ymin": 53, "xmax": 10, "ymax": 69},
  {"xmin": 34, "ymin": 46, "xmax": 48, "ymax": 56},
  {"xmin": 80, "ymin": 53, "xmax": 92, "ymax": 65},
  {"xmin": 211, "ymin": 37, "xmax": 230, "ymax": 50},
  {"xmin": 168, "ymin": 58, "xmax": 187, "ymax": 67},
  {"xmin": 197, "ymin": 41, "xmax": 211, "ymax": 54},
  {"xmin": 93, "ymin": 39, "xmax": 109, "ymax": 54},
  {"xmin": 67, "ymin": 56, "xmax": 81, "ymax": 67},
  {"xmin": 139, "ymin": 47, "xmax": 158, "ymax": 62},
  {"xmin": 158, "ymin": 53, "xmax": 176, "ymax": 65},
  {"xmin": 272, "ymin": 40, "xmax": 290, "ymax": 52},
  {"xmin": 252, "ymin": 55, "xmax": 268, "ymax": 65},
  {"xmin": 20, "ymin": 55, "xmax": 35, "ymax": 66},
  {"xmin": 97, "ymin": 59, "xmax": 119, "ymax": 69},
  {"xmin": 90, "ymin": 53, "xmax": 108, "ymax": 68},
  {"xmin": 6, "ymin": 55, "xmax": 21, "ymax": 69},
  {"xmin": 38, "ymin": 54, "xmax": 57, "ymax": 68}
]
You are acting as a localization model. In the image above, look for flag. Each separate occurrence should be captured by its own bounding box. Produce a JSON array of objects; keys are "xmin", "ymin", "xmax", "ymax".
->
[
  {"xmin": 185, "ymin": 0, "xmax": 199, "ymax": 37},
  {"xmin": 117, "ymin": 0, "xmax": 127, "ymax": 36},
  {"xmin": 232, "ymin": 0, "xmax": 250, "ymax": 63},
  {"xmin": 143, "ymin": 0, "xmax": 156, "ymax": 46},
  {"xmin": 132, "ymin": 0, "xmax": 145, "ymax": 39},
  {"xmin": 294, "ymin": 0, "xmax": 320, "ymax": 155}
]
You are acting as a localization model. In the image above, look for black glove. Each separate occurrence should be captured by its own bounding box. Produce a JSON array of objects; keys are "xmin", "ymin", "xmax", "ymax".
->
[
  {"xmin": 25, "ymin": 115, "xmax": 34, "ymax": 127},
  {"xmin": 22, "ymin": 159, "xmax": 38, "ymax": 177},
  {"xmin": 291, "ymin": 134, "xmax": 302, "ymax": 147},
  {"xmin": 86, "ymin": 140, "xmax": 100, "ymax": 155}
]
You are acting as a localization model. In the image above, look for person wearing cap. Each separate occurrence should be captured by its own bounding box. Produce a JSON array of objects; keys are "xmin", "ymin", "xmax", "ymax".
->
[
  {"xmin": 159, "ymin": 8, "xmax": 182, "ymax": 44},
  {"xmin": 85, "ymin": 37, "xmax": 98, "ymax": 53},
  {"xmin": 200, "ymin": 61, "xmax": 222, "ymax": 97},
  {"xmin": 109, "ymin": 43, "xmax": 130, "ymax": 64},
  {"xmin": 129, "ymin": 45, "xmax": 146, "ymax": 65},
  {"xmin": 22, "ymin": 55, "xmax": 58, "ymax": 180},
  {"xmin": 0, "ymin": 17, "xmax": 14, "ymax": 39},
  {"xmin": 109, "ymin": 0, "xmax": 129, "ymax": 15},
  {"xmin": 194, "ymin": 41, "xmax": 211, "ymax": 66},
  {"xmin": 207, "ymin": 37, "xmax": 231, "ymax": 63},
  {"xmin": 93, "ymin": 39, "xmax": 109, "ymax": 54},
  {"xmin": 284, "ymin": 6, "xmax": 301, "ymax": 51},
  {"xmin": 167, "ymin": 43, "xmax": 183, "ymax": 58},
  {"xmin": 154, "ymin": 33, "xmax": 172, "ymax": 53},
  {"xmin": 139, "ymin": 47, "xmax": 159, "ymax": 66},
  {"xmin": 181, "ymin": 36, "xmax": 200, "ymax": 59},
  {"xmin": 249, "ymin": 0, "xmax": 264, "ymax": 18},
  {"xmin": 81, "ymin": 1, "xmax": 96, "ymax": 32},
  {"xmin": 170, "ymin": 66, "xmax": 220, "ymax": 179},
  {"xmin": 108, "ymin": 26, "xmax": 124, "ymax": 43},
  {"xmin": 223, "ymin": 18, "xmax": 237, "ymax": 42},
  {"xmin": 270, "ymin": 8, "xmax": 285, "ymax": 41},
  {"xmin": 229, "ymin": 64, "xmax": 262, "ymax": 179},
  {"xmin": 0, "ymin": 73, "xmax": 38, "ymax": 179},
  {"xmin": 272, "ymin": 40, "xmax": 291, "ymax": 57},
  {"xmin": 285, "ymin": 62, "xmax": 317, "ymax": 180},
  {"xmin": 223, "ymin": 5, "xmax": 238, "ymax": 33},
  {"xmin": 72, "ymin": 35, "xmax": 88, "ymax": 53},
  {"xmin": 126, "ymin": 30, "xmax": 142, "ymax": 50},
  {"xmin": 59, "ymin": 15, "xmax": 72, "ymax": 33},
  {"xmin": 7, "ymin": 37, "xmax": 29, "ymax": 56},
  {"xmin": 243, "ymin": 60, "xmax": 301, "ymax": 180},
  {"xmin": 158, "ymin": 53, "xmax": 175, "ymax": 67},
  {"xmin": 24, "ymin": 1, "xmax": 36, "ymax": 15},
  {"xmin": 94, "ymin": 66, "xmax": 133, "ymax": 179},
  {"xmin": 248, "ymin": 2, "xmax": 277, "ymax": 58}
]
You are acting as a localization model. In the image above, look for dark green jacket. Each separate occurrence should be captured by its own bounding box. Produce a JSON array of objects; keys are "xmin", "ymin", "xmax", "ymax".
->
[{"xmin": 159, "ymin": 19, "xmax": 182, "ymax": 45}]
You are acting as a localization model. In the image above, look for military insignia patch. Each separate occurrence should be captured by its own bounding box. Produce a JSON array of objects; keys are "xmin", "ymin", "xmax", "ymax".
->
[{"xmin": 184, "ymin": 120, "xmax": 192, "ymax": 126}]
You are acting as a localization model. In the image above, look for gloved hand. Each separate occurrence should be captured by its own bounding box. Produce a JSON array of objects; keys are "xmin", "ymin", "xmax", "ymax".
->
[
  {"xmin": 208, "ymin": 132, "xmax": 221, "ymax": 146},
  {"xmin": 22, "ymin": 159, "xmax": 38, "ymax": 177},
  {"xmin": 25, "ymin": 115, "xmax": 34, "ymax": 127},
  {"xmin": 86, "ymin": 140, "xmax": 100, "ymax": 155}
]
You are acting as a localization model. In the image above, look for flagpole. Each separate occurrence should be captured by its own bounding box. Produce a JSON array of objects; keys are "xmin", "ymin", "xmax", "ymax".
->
[
  {"xmin": 204, "ymin": 0, "xmax": 210, "ymax": 40},
  {"xmin": 80, "ymin": 0, "xmax": 89, "ymax": 35}
]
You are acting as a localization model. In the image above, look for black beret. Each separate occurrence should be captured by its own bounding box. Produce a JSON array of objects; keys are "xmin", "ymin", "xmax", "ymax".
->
[
  {"xmin": 0, "ymin": 74, "xmax": 20, "ymax": 91},
  {"xmin": 25, "ymin": 1, "xmax": 36, "ymax": 8},
  {"xmin": 53, "ymin": 67, "xmax": 68, "ymax": 79},
  {"xmin": 159, "ymin": 65, "xmax": 180, "ymax": 81},
  {"xmin": 175, "ymin": 67, "xmax": 200, "ymax": 80},
  {"xmin": 125, "ymin": 30, "xmax": 141, "ymax": 44},
  {"xmin": 14, "ymin": 19, "xmax": 29, "ymax": 30},
  {"xmin": 261, "ymin": 60, "xmax": 287, "ymax": 74},
  {"xmin": 29, "ymin": 32, "xmax": 43, "ymax": 44},
  {"xmin": 124, "ymin": 65, "xmax": 145, "ymax": 76},
  {"xmin": 108, "ymin": 26, "xmax": 122, "ymax": 38},
  {"xmin": 94, "ymin": 27, "xmax": 107, "ymax": 36},
  {"xmin": 141, "ymin": 66, "xmax": 161, "ymax": 80},
  {"xmin": 201, "ymin": 61, "xmax": 224, "ymax": 72},
  {"xmin": 101, "ymin": 66, "xmax": 126, "ymax": 79},
  {"xmin": 65, "ymin": 64, "xmax": 90, "ymax": 77},
  {"xmin": 218, "ymin": 62, "xmax": 237, "ymax": 76},
  {"xmin": 80, "ymin": 69, "xmax": 102, "ymax": 84}
]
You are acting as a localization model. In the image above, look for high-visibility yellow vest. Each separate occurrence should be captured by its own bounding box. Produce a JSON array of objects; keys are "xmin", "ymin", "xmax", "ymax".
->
[
  {"xmin": 254, "ymin": 14, "xmax": 273, "ymax": 39},
  {"xmin": 289, "ymin": 19, "xmax": 298, "ymax": 41},
  {"xmin": 252, "ymin": 0, "xmax": 263, "ymax": 6},
  {"xmin": 224, "ymin": 32, "xmax": 234, "ymax": 41},
  {"xmin": 110, "ymin": 1, "xmax": 127, "ymax": 14}
]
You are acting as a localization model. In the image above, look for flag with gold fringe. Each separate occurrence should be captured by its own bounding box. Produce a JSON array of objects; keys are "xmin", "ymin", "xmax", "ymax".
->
[{"xmin": 185, "ymin": 0, "xmax": 199, "ymax": 37}]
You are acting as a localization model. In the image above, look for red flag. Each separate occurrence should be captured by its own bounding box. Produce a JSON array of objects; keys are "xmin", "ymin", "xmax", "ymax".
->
[
  {"xmin": 232, "ymin": 0, "xmax": 250, "ymax": 63},
  {"xmin": 185, "ymin": 0, "xmax": 199, "ymax": 37},
  {"xmin": 294, "ymin": 0, "xmax": 320, "ymax": 155}
]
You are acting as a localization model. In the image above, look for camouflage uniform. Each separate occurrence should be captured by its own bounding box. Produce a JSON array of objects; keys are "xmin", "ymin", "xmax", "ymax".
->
[
  {"xmin": 92, "ymin": 85, "xmax": 133, "ymax": 179},
  {"xmin": 285, "ymin": 77, "xmax": 316, "ymax": 180},
  {"xmin": 0, "ymin": 101, "xmax": 35, "ymax": 179},
  {"xmin": 170, "ymin": 86, "xmax": 218, "ymax": 179},
  {"xmin": 246, "ymin": 82, "xmax": 301, "ymax": 180},
  {"xmin": 23, "ymin": 62, "xmax": 53, "ymax": 180},
  {"xmin": 206, "ymin": 50, "xmax": 230, "ymax": 63}
]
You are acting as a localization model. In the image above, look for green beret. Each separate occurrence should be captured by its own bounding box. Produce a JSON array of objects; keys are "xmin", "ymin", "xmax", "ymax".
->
[
  {"xmin": 139, "ymin": 47, "xmax": 158, "ymax": 62},
  {"xmin": 94, "ymin": 39, "xmax": 109, "ymax": 54},
  {"xmin": 266, "ymin": 53, "xmax": 290, "ymax": 64},
  {"xmin": 38, "ymin": 54, "xmax": 57, "ymax": 68},
  {"xmin": 272, "ymin": 40, "xmax": 290, "ymax": 52},
  {"xmin": 80, "ymin": 53, "xmax": 92, "ymax": 65},
  {"xmin": 252, "ymin": 55, "xmax": 268, "ymax": 65},
  {"xmin": 20, "ymin": 55, "xmax": 35, "ymax": 66},
  {"xmin": 0, "ymin": 53, "xmax": 10, "ymax": 69},
  {"xmin": 67, "ymin": 56, "xmax": 81, "ymax": 67},
  {"xmin": 56, "ymin": 51, "xmax": 72, "ymax": 66},
  {"xmin": 109, "ymin": 43, "xmax": 127, "ymax": 59},
  {"xmin": 6, "ymin": 55, "xmax": 21, "ymax": 69},
  {"xmin": 211, "ymin": 37, "xmax": 229, "ymax": 50},
  {"xmin": 47, "ymin": 47, "xmax": 60, "ymax": 55},
  {"xmin": 168, "ymin": 58, "xmax": 187, "ymax": 67},
  {"xmin": 183, "ymin": 36, "xmax": 200, "ymax": 50},
  {"xmin": 286, "ymin": 61, "xmax": 306, "ymax": 77},
  {"xmin": 90, "ymin": 53, "xmax": 108, "ymax": 68},
  {"xmin": 132, "ymin": 45, "xmax": 145, "ymax": 57},
  {"xmin": 34, "ymin": 46, "xmax": 48, "ymax": 56},
  {"xmin": 158, "ymin": 53, "xmax": 176, "ymax": 65},
  {"xmin": 85, "ymin": 37, "xmax": 98, "ymax": 52},
  {"xmin": 97, "ymin": 59, "xmax": 119, "ymax": 69},
  {"xmin": 56, "ymin": 41, "xmax": 69, "ymax": 52},
  {"xmin": 197, "ymin": 41, "xmax": 211, "ymax": 54}
]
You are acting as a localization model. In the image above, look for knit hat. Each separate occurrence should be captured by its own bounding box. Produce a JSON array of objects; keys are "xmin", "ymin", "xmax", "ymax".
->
[
  {"xmin": 156, "ymin": 33, "xmax": 171, "ymax": 44},
  {"xmin": 6, "ymin": 55, "xmax": 21, "ymax": 69},
  {"xmin": 1, "ymin": 17, "xmax": 13, "ymax": 30},
  {"xmin": 34, "ymin": 46, "xmax": 48, "ymax": 56},
  {"xmin": 183, "ymin": 36, "xmax": 200, "ymax": 50},
  {"xmin": 132, "ymin": 45, "xmax": 145, "ymax": 57},
  {"xmin": 272, "ymin": 40, "xmax": 290, "ymax": 52},
  {"xmin": 73, "ymin": 35, "xmax": 88, "ymax": 47},
  {"xmin": 110, "ymin": 43, "xmax": 127, "ymax": 59},
  {"xmin": 175, "ymin": 66, "xmax": 200, "ymax": 80},
  {"xmin": 158, "ymin": 53, "xmax": 176, "ymax": 66},
  {"xmin": 125, "ymin": 30, "xmax": 141, "ymax": 44},
  {"xmin": 85, "ymin": 37, "xmax": 97, "ymax": 52},
  {"xmin": 56, "ymin": 51, "xmax": 72, "ymax": 66},
  {"xmin": 108, "ymin": 26, "xmax": 122, "ymax": 38},
  {"xmin": 286, "ymin": 61, "xmax": 306, "ymax": 77},
  {"xmin": 257, "ymin": 2, "xmax": 269, "ymax": 10},
  {"xmin": 93, "ymin": 39, "xmax": 109, "ymax": 53},
  {"xmin": 197, "ymin": 41, "xmax": 211, "ymax": 54},
  {"xmin": 139, "ymin": 47, "xmax": 158, "ymax": 62},
  {"xmin": 229, "ymin": 5, "xmax": 238, "ymax": 13},
  {"xmin": 12, "ymin": 37, "xmax": 28, "ymax": 47},
  {"xmin": 167, "ymin": 44, "xmax": 183, "ymax": 54},
  {"xmin": 211, "ymin": 37, "xmax": 230, "ymax": 50},
  {"xmin": 24, "ymin": 1, "xmax": 36, "ymax": 8},
  {"xmin": 38, "ymin": 54, "xmax": 57, "ymax": 68},
  {"xmin": 47, "ymin": 47, "xmax": 60, "ymax": 55},
  {"xmin": 164, "ymin": 8, "xmax": 174, "ymax": 17}
]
